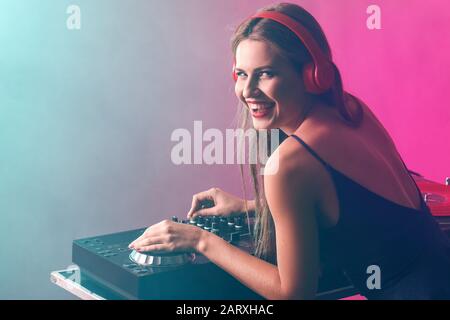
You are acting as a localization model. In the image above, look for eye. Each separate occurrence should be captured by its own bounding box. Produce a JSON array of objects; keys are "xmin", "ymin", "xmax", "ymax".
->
[
  {"xmin": 235, "ymin": 71, "xmax": 247, "ymax": 78},
  {"xmin": 259, "ymin": 71, "xmax": 274, "ymax": 78}
]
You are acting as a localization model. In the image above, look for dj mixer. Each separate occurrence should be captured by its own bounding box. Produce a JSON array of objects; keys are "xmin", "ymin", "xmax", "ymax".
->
[
  {"xmin": 66, "ymin": 174, "xmax": 450, "ymax": 300},
  {"xmin": 72, "ymin": 214, "xmax": 354, "ymax": 300}
]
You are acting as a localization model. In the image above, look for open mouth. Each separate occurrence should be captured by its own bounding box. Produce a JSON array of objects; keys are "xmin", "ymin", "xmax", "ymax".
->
[{"xmin": 248, "ymin": 102, "xmax": 275, "ymax": 118}]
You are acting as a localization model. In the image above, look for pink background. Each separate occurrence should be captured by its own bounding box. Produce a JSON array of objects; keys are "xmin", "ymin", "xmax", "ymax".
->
[
  {"xmin": 300, "ymin": 0, "xmax": 450, "ymax": 182},
  {"xmin": 231, "ymin": 0, "xmax": 450, "ymax": 182}
]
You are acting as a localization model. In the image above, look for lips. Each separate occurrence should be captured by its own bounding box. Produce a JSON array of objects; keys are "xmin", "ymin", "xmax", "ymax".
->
[
  {"xmin": 247, "ymin": 102, "xmax": 275, "ymax": 118},
  {"xmin": 247, "ymin": 101, "xmax": 275, "ymax": 110}
]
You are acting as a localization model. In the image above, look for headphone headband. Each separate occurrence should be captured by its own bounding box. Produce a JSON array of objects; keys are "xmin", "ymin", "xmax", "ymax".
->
[{"xmin": 251, "ymin": 11, "xmax": 330, "ymax": 68}]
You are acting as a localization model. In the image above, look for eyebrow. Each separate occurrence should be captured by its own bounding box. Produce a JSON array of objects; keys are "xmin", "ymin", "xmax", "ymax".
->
[{"xmin": 234, "ymin": 65, "xmax": 275, "ymax": 72}]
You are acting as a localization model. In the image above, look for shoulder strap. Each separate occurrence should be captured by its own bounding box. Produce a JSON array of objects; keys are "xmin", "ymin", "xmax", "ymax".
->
[{"xmin": 290, "ymin": 134, "xmax": 330, "ymax": 169}]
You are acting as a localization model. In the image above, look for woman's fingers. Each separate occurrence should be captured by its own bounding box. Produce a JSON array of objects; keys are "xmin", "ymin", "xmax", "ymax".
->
[
  {"xmin": 128, "ymin": 234, "xmax": 145, "ymax": 248},
  {"xmin": 128, "ymin": 224, "xmax": 164, "ymax": 248},
  {"xmin": 187, "ymin": 190, "xmax": 215, "ymax": 218},
  {"xmin": 187, "ymin": 193, "xmax": 206, "ymax": 218},
  {"xmin": 128, "ymin": 226, "xmax": 155, "ymax": 248},
  {"xmin": 186, "ymin": 196, "xmax": 198, "ymax": 219},
  {"xmin": 137, "ymin": 243, "xmax": 169, "ymax": 253},
  {"xmin": 127, "ymin": 220, "xmax": 201, "ymax": 254},
  {"xmin": 190, "ymin": 206, "xmax": 218, "ymax": 218},
  {"xmin": 129, "ymin": 220, "xmax": 178, "ymax": 249},
  {"xmin": 129, "ymin": 235, "xmax": 166, "ymax": 250}
]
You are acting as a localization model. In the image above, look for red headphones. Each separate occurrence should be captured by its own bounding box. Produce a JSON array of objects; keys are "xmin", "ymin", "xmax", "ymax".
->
[{"xmin": 232, "ymin": 11, "xmax": 335, "ymax": 94}]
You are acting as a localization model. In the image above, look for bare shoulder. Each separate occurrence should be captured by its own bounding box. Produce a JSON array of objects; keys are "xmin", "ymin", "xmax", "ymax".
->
[
  {"xmin": 290, "ymin": 101, "xmax": 388, "ymax": 171},
  {"xmin": 264, "ymin": 134, "xmax": 326, "ymax": 201},
  {"xmin": 266, "ymin": 135, "xmax": 319, "ymax": 175}
]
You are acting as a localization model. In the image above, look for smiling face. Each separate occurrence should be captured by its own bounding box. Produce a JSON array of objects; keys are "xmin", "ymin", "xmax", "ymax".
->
[{"xmin": 234, "ymin": 39, "xmax": 311, "ymax": 133}]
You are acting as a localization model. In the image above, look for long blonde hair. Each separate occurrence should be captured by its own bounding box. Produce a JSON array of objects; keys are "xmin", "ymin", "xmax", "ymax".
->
[{"xmin": 231, "ymin": 3, "xmax": 363, "ymax": 263}]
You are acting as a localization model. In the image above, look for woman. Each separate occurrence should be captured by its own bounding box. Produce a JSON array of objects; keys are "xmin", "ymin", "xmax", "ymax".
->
[{"xmin": 129, "ymin": 3, "xmax": 450, "ymax": 299}]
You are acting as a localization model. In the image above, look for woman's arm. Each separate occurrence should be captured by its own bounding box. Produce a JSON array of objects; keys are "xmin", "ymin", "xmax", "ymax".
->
[
  {"xmin": 197, "ymin": 232, "xmax": 282, "ymax": 299},
  {"xmin": 197, "ymin": 146, "xmax": 321, "ymax": 300}
]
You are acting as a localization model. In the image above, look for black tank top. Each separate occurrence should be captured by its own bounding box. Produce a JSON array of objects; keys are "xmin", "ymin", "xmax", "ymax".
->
[{"xmin": 290, "ymin": 134, "xmax": 450, "ymax": 299}]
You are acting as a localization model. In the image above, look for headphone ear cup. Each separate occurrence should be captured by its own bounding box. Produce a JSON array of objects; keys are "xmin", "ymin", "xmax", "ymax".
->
[
  {"xmin": 303, "ymin": 62, "xmax": 320, "ymax": 94},
  {"xmin": 316, "ymin": 62, "xmax": 335, "ymax": 93},
  {"xmin": 303, "ymin": 62, "xmax": 335, "ymax": 94}
]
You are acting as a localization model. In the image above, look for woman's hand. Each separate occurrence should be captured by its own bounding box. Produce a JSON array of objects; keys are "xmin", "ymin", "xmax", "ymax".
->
[
  {"xmin": 186, "ymin": 187, "xmax": 250, "ymax": 219},
  {"xmin": 128, "ymin": 220, "xmax": 205, "ymax": 253}
]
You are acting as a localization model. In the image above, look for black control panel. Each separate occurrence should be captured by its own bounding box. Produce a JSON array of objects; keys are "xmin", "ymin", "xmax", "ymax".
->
[
  {"xmin": 72, "ymin": 214, "xmax": 265, "ymax": 299},
  {"xmin": 72, "ymin": 213, "xmax": 356, "ymax": 300}
]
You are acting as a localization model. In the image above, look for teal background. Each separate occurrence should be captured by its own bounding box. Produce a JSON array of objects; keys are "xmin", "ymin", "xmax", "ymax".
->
[
  {"xmin": 0, "ymin": 0, "xmax": 247, "ymax": 299},
  {"xmin": 0, "ymin": 0, "xmax": 449, "ymax": 299}
]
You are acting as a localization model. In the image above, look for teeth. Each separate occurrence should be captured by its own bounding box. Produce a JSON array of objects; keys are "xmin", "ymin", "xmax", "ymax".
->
[{"xmin": 249, "ymin": 103, "xmax": 273, "ymax": 111}]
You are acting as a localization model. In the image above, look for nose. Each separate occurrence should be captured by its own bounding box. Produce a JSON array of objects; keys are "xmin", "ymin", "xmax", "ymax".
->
[{"xmin": 242, "ymin": 77, "xmax": 262, "ymax": 99}]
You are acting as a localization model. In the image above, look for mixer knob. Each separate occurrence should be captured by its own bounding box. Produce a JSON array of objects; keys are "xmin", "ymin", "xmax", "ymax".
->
[
  {"xmin": 204, "ymin": 218, "xmax": 212, "ymax": 231},
  {"xmin": 196, "ymin": 216, "xmax": 204, "ymax": 228},
  {"xmin": 171, "ymin": 216, "xmax": 179, "ymax": 223},
  {"xmin": 446, "ymin": 177, "xmax": 450, "ymax": 186},
  {"xmin": 235, "ymin": 216, "xmax": 245, "ymax": 233},
  {"xmin": 227, "ymin": 217, "xmax": 235, "ymax": 233},
  {"xmin": 189, "ymin": 217, "xmax": 197, "ymax": 225}
]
